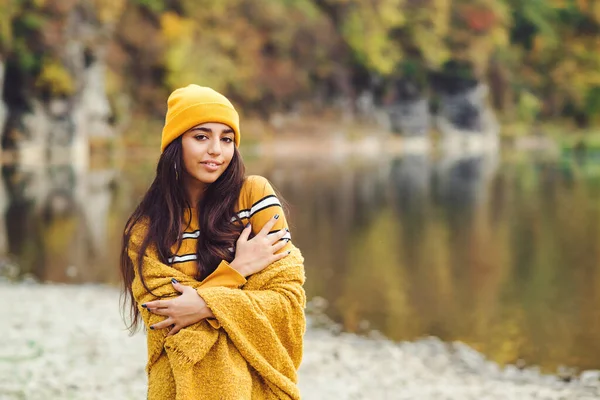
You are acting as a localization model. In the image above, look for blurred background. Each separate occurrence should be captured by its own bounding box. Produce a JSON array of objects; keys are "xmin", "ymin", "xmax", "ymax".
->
[{"xmin": 1, "ymin": 0, "xmax": 599, "ymax": 376}]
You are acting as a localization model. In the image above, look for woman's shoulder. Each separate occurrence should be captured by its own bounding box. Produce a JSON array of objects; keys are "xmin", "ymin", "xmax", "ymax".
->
[
  {"xmin": 241, "ymin": 175, "xmax": 274, "ymax": 198},
  {"xmin": 126, "ymin": 217, "xmax": 151, "ymax": 246},
  {"xmin": 238, "ymin": 175, "xmax": 278, "ymax": 210},
  {"xmin": 242, "ymin": 174, "xmax": 270, "ymax": 189}
]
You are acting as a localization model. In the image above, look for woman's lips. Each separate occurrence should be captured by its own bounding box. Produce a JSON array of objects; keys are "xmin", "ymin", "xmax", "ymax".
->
[{"xmin": 200, "ymin": 162, "xmax": 220, "ymax": 172}]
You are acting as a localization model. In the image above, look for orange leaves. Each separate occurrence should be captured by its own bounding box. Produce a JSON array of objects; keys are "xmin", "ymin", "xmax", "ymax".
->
[
  {"xmin": 460, "ymin": 5, "xmax": 498, "ymax": 33},
  {"xmin": 576, "ymin": 0, "xmax": 590, "ymax": 12}
]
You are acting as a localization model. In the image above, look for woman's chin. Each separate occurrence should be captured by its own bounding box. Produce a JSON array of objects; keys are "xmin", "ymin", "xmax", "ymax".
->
[{"xmin": 192, "ymin": 172, "xmax": 222, "ymax": 185}]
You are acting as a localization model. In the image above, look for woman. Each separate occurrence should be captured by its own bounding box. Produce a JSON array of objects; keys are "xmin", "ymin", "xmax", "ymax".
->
[{"xmin": 120, "ymin": 85, "xmax": 306, "ymax": 399}]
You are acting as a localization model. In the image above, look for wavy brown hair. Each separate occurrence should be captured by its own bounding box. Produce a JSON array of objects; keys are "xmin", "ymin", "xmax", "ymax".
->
[{"xmin": 120, "ymin": 136, "xmax": 246, "ymax": 333}]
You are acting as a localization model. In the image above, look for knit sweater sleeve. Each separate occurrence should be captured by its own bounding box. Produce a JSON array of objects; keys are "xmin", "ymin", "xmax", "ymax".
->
[
  {"xmin": 128, "ymin": 224, "xmax": 247, "ymax": 367},
  {"xmin": 190, "ymin": 246, "xmax": 305, "ymax": 399},
  {"xmin": 128, "ymin": 228, "xmax": 246, "ymax": 310},
  {"xmin": 130, "ymin": 228, "xmax": 305, "ymax": 400},
  {"xmin": 240, "ymin": 175, "xmax": 292, "ymax": 247}
]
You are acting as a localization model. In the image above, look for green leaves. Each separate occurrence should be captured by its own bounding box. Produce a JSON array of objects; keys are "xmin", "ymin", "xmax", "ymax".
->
[{"xmin": 132, "ymin": 0, "xmax": 165, "ymax": 13}]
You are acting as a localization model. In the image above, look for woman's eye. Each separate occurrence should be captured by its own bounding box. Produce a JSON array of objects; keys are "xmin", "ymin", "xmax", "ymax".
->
[
  {"xmin": 194, "ymin": 134, "xmax": 207, "ymax": 140},
  {"xmin": 222, "ymin": 137, "xmax": 234, "ymax": 143}
]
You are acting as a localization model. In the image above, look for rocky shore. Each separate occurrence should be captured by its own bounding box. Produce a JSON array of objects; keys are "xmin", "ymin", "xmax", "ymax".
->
[{"xmin": 1, "ymin": 282, "xmax": 599, "ymax": 400}]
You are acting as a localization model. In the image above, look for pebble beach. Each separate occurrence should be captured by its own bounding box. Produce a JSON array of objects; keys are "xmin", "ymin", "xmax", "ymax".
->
[{"xmin": 2, "ymin": 283, "xmax": 599, "ymax": 400}]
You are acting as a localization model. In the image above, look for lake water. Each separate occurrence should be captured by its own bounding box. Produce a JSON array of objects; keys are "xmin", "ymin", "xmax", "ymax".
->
[{"xmin": 2, "ymin": 146, "xmax": 599, "ymax": 373}]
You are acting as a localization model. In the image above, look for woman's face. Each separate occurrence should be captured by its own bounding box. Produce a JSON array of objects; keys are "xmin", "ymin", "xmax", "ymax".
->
[{"xmin": 181, "ymin": 122, "xmax": 236, "ymax": 187}]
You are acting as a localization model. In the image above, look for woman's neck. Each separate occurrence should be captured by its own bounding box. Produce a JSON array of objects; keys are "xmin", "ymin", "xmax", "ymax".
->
[{"xmin": 183, "ymin": 175, "xmax": 207, "ymax": 206}]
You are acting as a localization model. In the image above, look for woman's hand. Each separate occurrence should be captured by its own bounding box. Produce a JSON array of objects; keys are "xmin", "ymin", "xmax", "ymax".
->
[
  {"xmin": 142, "ymin": 279, "xmax": 214, "ymax": 336},
  {"xmin": 230, "ymin": 214, "xmax": 290, "ymax": 277}
]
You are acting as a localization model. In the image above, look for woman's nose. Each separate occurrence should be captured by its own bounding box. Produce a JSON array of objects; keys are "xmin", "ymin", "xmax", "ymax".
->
[{"xmin": 208, "ymin": 139, "xmax": 222, "ymax": 155}]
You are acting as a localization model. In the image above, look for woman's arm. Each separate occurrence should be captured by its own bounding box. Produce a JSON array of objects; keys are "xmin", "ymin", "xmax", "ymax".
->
[
  {"xmin": 127, "ymin": 238, "xmax": 232, "ymax": 327},
  {"xmin": 139, "ymin": 213, "xmax": 290, "ymax": 333},
  {"xmin": 197, "ymin": 247, "xmax": 305, "ymax": 364},
  {"xmin": 164, "ymin": 176, "xmax": 305, "ymax": 397},
  {"xmin": 166, "ymin": 246, "xmax": 306, "ymax": 399},
  {"xmin": 141, "ymin": 279, "xmax": 214, "ymax": 335}
]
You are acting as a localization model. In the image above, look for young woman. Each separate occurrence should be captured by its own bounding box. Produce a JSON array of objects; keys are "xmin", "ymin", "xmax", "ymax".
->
[{"xmin": 120, "ymin": 85, "xmax": 306, "ymax": 399}]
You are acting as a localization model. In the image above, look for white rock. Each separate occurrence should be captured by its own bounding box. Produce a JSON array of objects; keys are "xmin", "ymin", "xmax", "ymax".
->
[{"xmin": 580, "ymin": 370, "xmax": 600, "ymax": 385}]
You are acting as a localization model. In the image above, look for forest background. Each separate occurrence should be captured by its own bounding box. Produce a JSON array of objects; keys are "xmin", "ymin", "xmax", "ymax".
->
[{"xmin": 2, "ymin": 0, "xmax": 600, "ymax": 149}]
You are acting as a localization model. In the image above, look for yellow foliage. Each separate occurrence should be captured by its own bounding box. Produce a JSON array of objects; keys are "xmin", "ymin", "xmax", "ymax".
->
[
  {"xmin": 160, "ymin": 11, "xmax": 195, "ymax": 41},
  {"xmin": 6, "ymin": 0, "xmax": 597, "ymax": 123},
  {"xmin": 0, "ymin": 0, "xmax": 18, "ymax": 46},
  {"xmin": 468, "ymin": 36, "xmax": 496, "ymax": 74},
  {"xmin": 548, "ymin": 0, "xmax": 568, "ymax": 7},
  {"xmin": 489, "ymin": 25, "xmax": 509, "ymax": 47},
  {"xmin": 432, "ymin": 0, "xmax": 451, "ymax": 37},
  {"xmin": 160, "ymin": 12, "xmax": 203, "ymax": 90},
  {"xmin": 341, "ymin": 0, "xmax": 407, "ymax": 75},
  {"xmin": 36, "ymin": 59, "xmax": 76, "ymax": 96},
  {"xmin": 532, "ymin": 34, "xmax": 545, "ymax": 54},
  {"xmin": 593, "ymin": 2, "xmax": 600, "ymax": 23},
  {"xmin": 413, "ymin": 25, "xmax": 450, "ymax": 68},
  {"xmin": 93, "ymin": 0, "xmax": 127, "ymax": 23},
  {"xmin": 378, "ymin": 0, "xmax": 406, "ymax": 27}
]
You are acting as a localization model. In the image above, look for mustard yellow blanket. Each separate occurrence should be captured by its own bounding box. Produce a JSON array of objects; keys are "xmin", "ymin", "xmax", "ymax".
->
[{"xmin": 129, "ymin": 227, "xmax": 306, "ymax": 399}]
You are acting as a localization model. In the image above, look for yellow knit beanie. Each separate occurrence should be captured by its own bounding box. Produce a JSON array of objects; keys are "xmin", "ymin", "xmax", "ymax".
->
[{"xmin": 160, "ymin": 85, "xmax": 240, "ymax": 153}]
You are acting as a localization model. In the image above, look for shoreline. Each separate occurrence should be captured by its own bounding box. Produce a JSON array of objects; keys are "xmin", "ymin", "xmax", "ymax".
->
[
  {"xmin": 1, "ymin": 132, "xmax": 561, "ymax": 169},
  {"xmin": 2, "ymin": 282, "xmax": 599, "ymax": 400}
]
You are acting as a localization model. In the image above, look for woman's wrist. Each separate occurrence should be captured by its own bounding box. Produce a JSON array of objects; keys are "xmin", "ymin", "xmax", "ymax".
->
[
  {"xmin": 200, "ymin": 304, "xmax": 215, "ymax": 319},
  {"xmin": 229, "ymin": 259, "xmax": 249, "ymax": 277},
  {"xmin": 195, "ymin": 294, "xmax": 214, "ymax": 320}
]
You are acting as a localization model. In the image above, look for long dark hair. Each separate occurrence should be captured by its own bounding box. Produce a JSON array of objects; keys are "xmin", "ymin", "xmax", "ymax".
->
[{"xmin": 120, "ymin": 136, "xmax": 246, "ymax": 333}]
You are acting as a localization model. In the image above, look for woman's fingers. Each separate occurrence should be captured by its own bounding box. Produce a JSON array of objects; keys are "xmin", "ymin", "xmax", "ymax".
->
[
  {"xmin": 272, "ymin": 249, "xmax": 291, "ymax": 262},
  {"xmin": 167, "ymin": 325, "xmax": 182, "ymax": 337},
  {"xmin": 271, "ymin": 237, "xmax": 290, "ymax": 253},
  {"xmin": 257, "ymin": 214, "xmax": 280, "ymax": 237},
  {"xmin": 142, "ymin": 300, "xmax": 168, "ymax": 309},
  {"xmin": 147, "ymin": 307, "xmax": 170, "ymax": 316},
  {"xmin": 267, "ymin": 228, "xmax": 289, "ymax": 245},
  {"xmin": 150, "ymin": 317, "xmax": 174, "ymax": 330},
  {"xmin": 237, "ymin": 222, "xmax": 252, "ymax": 243}
]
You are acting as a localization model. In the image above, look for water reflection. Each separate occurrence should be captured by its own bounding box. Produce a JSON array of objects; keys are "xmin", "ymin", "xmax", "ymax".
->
[
  {"xmin": 267, "ymin": 151, "xmax": 600, "ymax": 373},
  {"xmin": 2, "ymin": 150, "xmax": 599, "ymax": 373},
  {"xmin": 2, "ymin": 164, "xmax": 117, "ymax": 282}
]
